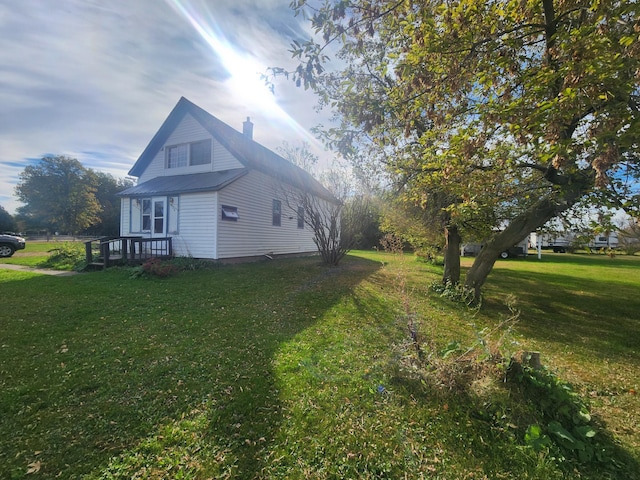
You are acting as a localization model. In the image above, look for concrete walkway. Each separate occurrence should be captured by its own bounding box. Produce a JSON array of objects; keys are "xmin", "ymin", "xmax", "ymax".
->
[{"xmin": 0, "ymin": 263, "xmax": 81, "ymax": 276}]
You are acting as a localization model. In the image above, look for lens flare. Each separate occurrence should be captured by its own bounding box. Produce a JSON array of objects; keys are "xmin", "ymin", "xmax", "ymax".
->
[{"xmin": 165, "ymin": 0, "xmax": 319, "ymax": 146}]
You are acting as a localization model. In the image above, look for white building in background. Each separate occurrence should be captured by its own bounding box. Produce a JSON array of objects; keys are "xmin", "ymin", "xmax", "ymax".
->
[{"xmin": 530, "ymin": 232, "xmax": 619, "ymax": 252}]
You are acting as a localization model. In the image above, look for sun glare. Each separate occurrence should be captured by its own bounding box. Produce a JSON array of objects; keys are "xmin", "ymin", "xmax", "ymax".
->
[{"xmin": 165, "ymin": 0, "xmax": 315, "ymax": 142}]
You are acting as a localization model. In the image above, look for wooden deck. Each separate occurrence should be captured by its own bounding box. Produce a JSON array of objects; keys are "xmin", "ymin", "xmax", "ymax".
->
[{"xmin": 84, "ymin": 237, "xmax": 173, "ymax": 269}]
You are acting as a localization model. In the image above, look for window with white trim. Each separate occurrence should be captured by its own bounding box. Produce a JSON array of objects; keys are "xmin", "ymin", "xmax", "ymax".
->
[
  {"xmin": 166, "ymin": 139, "xmax": 211, "ymax": 168},
  {"xmin": 141, "ymin": 199, "xmax": 152, "ymax": 231},
  {"xmin": 272, "ymin": 199, "xmax": 281, "ymax": 226},
  {"xmin": 166, "ymin": 144, "xmax": 188, "ymax": 168},
  {"xmin": 221, "ymin": 205, "xmax": 239, "ymax": 221},
  {"xmin": 297, "ymin": 206, "xmax": 304, "ymax": 229},
  {"xmin": 190, "ymin": 139, "xmax": 212, "ymax": 166}
]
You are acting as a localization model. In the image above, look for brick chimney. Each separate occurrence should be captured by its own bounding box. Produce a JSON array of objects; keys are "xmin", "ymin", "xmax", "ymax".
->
[{"xmin": 243, "ymin": 117, "xmax": 253, "ymax": 140}]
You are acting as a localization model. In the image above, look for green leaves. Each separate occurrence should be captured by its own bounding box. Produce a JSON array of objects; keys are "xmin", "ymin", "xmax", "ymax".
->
[
  {"xmin": 516, "ymin": 366, "xmax": 609, "ymax": 467},
  {"xmin": 524, "ymin": 424, "xmax": 552, "ymax": 452},
  {"xmin": 15, "ymin": 155, "xmax": 121, "ymax": 235}
]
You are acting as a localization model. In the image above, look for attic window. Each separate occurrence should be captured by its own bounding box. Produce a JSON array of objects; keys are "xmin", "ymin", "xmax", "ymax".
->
[
  {"xmin": 166, "ymin": 139, "xmax": 211, "ymax": 168},
  {"xmin": 190, "ymin": 139, "xmax": 212, "ymax": 166},
  {"xmin": 167, "ymin": 144, "xmax": 188, "ymax": 168},
  {"xmin": 221, "ymin": 205, "xmax": 239, "ymax": 221}
]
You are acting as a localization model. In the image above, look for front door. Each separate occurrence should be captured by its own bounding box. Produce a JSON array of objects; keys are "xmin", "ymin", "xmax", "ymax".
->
[{"xmin": 152, "ymin": 197, "xmax": 167, "ymax": 237}]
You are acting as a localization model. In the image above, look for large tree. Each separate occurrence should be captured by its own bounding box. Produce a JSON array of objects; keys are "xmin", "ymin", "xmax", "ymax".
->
[
  {"xmin": 82, "ymin": 171, "xmax": 134, "ymax": 237},
  {"xmin": 280, "ymin": 0, "xmax": 639, "ymax": 298},
  {"xmin": 0, "ymin": 205, "xmax": 17, "ymax": 233},
  {"xmin": 15, "ymin": 155, "xmax": 101, "ymax": 235}
]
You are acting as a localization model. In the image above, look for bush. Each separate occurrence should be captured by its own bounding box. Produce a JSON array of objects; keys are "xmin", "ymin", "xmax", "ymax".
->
[
  {"xmin": 129, "ymin": 257, "xmax": 218, "ymax": 279},
  {"xmin": 39, "ymin": 242, "xmax": 86, "ymax": 271},
  {"xmin": 430, "ymin": 280, "xmax": 477, "ymax": 307},
  {"xmin": 511, "ymin": 365, "xmax": 612, "ymax": 468},
  {"xmin": 146, "ymin": 258, "xmax": 179, "ymax": 277},
  {"xmin": 167, "ymin": 256, "xmax": 218, "ymax": 271}
]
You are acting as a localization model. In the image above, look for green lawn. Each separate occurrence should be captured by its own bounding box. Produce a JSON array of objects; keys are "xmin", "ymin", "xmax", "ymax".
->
[
  {"xmin": 0, "ymin": 240, "xmax": 71, "ymax": 267},
  {"xmin": 0, "ymin": 251, "xmax": 638, "ymax": 479}
]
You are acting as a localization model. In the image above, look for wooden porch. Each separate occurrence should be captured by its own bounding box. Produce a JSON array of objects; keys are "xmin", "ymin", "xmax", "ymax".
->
[{"xmin": 84, "ymin": 236, "xmax": 173, "ymax": 270}]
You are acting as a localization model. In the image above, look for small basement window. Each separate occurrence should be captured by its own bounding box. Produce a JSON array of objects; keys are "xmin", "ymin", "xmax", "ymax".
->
[{"xmin": 221, "ymin": 205, "xmax": 239, "ymax": 221}]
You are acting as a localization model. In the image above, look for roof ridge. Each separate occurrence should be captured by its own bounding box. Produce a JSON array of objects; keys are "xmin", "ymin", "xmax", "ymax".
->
[{"xmin": 127, "ymin": 98, "xmax": 338, "ymax": 203}]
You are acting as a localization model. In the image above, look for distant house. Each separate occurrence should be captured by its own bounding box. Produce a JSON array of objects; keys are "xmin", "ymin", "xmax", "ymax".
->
[{"xmin": 118, "ymin": 97, "xmax": 337, "ymax": 261}]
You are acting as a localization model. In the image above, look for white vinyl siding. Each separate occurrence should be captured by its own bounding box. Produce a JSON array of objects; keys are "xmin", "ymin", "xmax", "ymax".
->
[
  {"xmin": 138, "ymin": 114, "xmax": 243, "ymax": 183},
  {"xmin": 216, "ymin": 171, "xmax": 318, "ymax": 259},
  {"xmin": 120, "ymin": 198, "xmax": 132, "ymax": 235},
  {"xmin": 169, "ymin": 192, "xmax": 217, "ymax": 258},
  {"xmin": 213, "ymin": 141, "xmax": 243, "ymax": 171},
  {"xmin": 138, "ymin": 114, "xmax": 212, "ymax": 182},
  {"xmin": 168, "ymin": 196, "xmax": 179, "ymax": 234}
]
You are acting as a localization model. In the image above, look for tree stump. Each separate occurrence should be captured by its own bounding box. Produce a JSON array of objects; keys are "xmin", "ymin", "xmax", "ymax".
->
[{"xmin": 521, "ymin": 351, "xmax": 542, "ymax": 370}]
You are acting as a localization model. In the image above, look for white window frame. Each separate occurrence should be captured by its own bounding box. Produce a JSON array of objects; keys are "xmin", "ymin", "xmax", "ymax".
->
[
  {"xmin": 272, "ymin": 199, "xmax": 281, "ymax": 226},
  {"xmin": 189, "ymin": 139, "xmax": 212, "ymax": 166},
  {"xmin": 166, "ymin": 144, "xmax": 188, "ymax": 168},
  {"xmin": 166, "ymin": 139, "xmax": 212, "ymax": 168},
  {"xmin": 141, "ymin": 198, "xmax": 152, "ymax": 232},
  {"xmin": 221, "ymin": 205, "xmax": 239, "ymax": 221}
]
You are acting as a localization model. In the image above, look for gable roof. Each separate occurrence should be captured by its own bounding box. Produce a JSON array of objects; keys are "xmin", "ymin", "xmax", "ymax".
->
[
  {"xmin": 118, "ymin": 168, "xmax": 247, "ymax": 197},
  {"xmin": 128, "ymin": 97, "xmax": 338, "ymax": 203}
]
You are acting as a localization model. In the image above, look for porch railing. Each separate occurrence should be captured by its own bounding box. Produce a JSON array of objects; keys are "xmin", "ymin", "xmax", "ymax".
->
[{"xmin": 84, "ymin": 236, "xmax": 173, "ymax": 269}]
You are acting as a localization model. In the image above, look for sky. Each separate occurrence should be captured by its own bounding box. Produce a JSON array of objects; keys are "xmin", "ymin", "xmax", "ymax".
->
[{"xmin": 0, "ymin": 0, "xmax": 332, "ymax": 214}]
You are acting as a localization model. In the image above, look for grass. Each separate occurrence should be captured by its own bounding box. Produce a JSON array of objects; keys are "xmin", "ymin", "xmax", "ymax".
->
[
  {"xmin": 0, "ymin": 240, "xmax": 75, "ymax": 267},
  {"xmin": 0, "ymin": 249, "xmax": 638, "ymax": 478},
  {"xmin": 479, "ymin": 252, "xmax": 640, "ymax": 460}
]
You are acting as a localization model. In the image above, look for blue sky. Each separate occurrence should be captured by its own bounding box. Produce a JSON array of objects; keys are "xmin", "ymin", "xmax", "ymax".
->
[{"xmin": 0, "ymin": 0, "xmax": 330, "ymax": 214}]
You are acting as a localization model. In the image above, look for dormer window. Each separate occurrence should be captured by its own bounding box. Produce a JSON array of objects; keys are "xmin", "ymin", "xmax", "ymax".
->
[
  {"xmin": 190, "ymin": 139, "xmax": 212, "ymax": 166},
  {"xmin": 167, "ymin": 144, "xmax": 188, "ymax": 168},
  {"xmin": 166, "ymin": 139, "xmax": 212, "ymax": 168}
]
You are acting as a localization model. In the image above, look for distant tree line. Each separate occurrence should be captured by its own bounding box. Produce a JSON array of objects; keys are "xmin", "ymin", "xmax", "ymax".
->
[{"xmin": 3, "ymin": 155, "xmax": 133, "ymax": 237}]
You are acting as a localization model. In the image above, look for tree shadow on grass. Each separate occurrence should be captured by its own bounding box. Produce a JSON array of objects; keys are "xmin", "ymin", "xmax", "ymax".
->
[
  {"xmin": 0, "ymin": 256, "xmax": 382, "ymax": 478},
  {"xmin": 453, "ymin": 258, "xmax": 640, "ymax": 478},
  {"xmin": 390, "ymin": 357, "xmax": 640, "ymax": 480},
  {"xmin": 482, "ymin": 266, "xmax": 640, "ymax": 364}
]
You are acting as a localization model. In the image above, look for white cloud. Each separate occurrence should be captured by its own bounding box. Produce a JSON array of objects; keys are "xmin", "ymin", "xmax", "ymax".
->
[{"xmin": 0, "ymin": 0, "xmax": 331, "ymax": 214}]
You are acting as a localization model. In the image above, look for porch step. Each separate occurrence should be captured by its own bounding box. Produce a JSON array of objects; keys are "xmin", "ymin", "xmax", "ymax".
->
[{"xmin": 86, "ymin": 262, "xmax": 105, "ymax": 271}]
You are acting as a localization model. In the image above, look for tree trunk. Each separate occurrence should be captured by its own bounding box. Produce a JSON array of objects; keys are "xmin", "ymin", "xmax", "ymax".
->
[
  {"xmin": 443, "ymin": 224, "xmax": 461, "ymax": 285},
  {"xmin": 464, "ymin": 188, "xmax": 586, "ymax": 300}
]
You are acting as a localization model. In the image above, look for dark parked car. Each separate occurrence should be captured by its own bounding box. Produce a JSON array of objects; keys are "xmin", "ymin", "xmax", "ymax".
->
[{"xmin": 0, "ymin": 233, "xmax": 26, "ymax": 257}]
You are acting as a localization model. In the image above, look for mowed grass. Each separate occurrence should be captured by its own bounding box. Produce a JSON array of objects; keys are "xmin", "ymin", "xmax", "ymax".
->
[
  {"xmin": 0, "ymin": 250, "xmax": 638, "ymax": 478},
  {"xmin": 0, "ymin": 240, "xmax": 69, "ymax": 267},
  {"xmin": 478, "ymin": 252, "xmax": 640, "ymax": 459}
]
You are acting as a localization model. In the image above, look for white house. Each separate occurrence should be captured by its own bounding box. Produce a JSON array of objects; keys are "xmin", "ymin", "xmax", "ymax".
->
[{"xmin": 118, "ymin": 97, "xmax": 338, "ymax": 261}]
